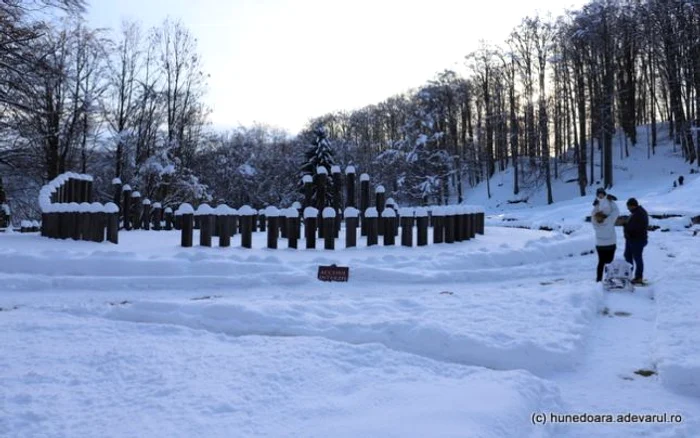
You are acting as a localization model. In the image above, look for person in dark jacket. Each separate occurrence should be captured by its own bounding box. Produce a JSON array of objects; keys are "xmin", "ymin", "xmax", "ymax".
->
[{"xmin": 623, "ymin": 198, "xmax": 649, "ymax": 284}]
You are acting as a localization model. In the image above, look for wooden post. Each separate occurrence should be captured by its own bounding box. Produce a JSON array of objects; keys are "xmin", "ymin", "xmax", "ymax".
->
[
  {"xmin": 239, "ymin": 205, "xmax": 255, "ymax": 248},
  {"xmin": 365, "ymin": 207, "xmax": 378, "ymax": 246},
  {"xmin": 196, "ymin": 204, "xmax": 214, "ymax": 247},
  {"xmin": 332, "ymin": 165, "xmax": 342, "ymax": 211},
  {"xmin": 79, "ymin": 202, "xmax": 91, "ymax": 241},
  {"xmin": 416, "ymin": 208, "xmax": 428, "ymax": 246},
  {"xmin": 69, "ymin": 203, "xmax": 81, "ymax": 240},
  {"xmin": 477, "ymin": 210, "xmax": 485, "ymax": 235},
  {"xmin": 216, "ymin": 205, "xmax": 232, "ymax": 247},
  {"xmin": 177, "ymin": 203, "xmax": 194, "ymax": 247},
  {"xmin": 304, "ymin": 207, "xmax": 318, "ymax": 249},
  {"xmin": 164, "ymin": 207, "xmax": 173, "ymax": 230},
  {"xmin": 286, "ymin": 208, "xmax": 299, "ymax": 249},
  {"xmin": 265, "ymin": 206, "xmax": 280, "ymax": 249},
  {"xmin": 360, "ymin": 173, "xmax": 370, "ymax": 236},
  {"xmin": 454, "ymin": 206, "xmax": 463, "ymax": 242},
  {"xmin": 112, "ymin": 178, "xmax": 122, "ymax": 208},
  {"xmin": 345, "ymin": 166, "xmax": 356, "ymax": 208},
  {"xmin": 302, "ymin": 175, "xmax": 313, "ymax": 209},
  {"xmin": 142, "ymin": 199, "xmax": 151, "ymax": 230},
  {"xmin": 432, "ymin": 206, "xmax": 445, "ymax": 244},
  {"xmin": 105, "ymin": 203, "xmax": 119, "ymax": 244},
  {"xmin": 382, "ymin": 208, "xmax": 396, "ymax": 246},
  {"xmin": 280, "ymin": 212, "xmax": 288, "ymax": 239},
  {"xmin": 83, "ymin": 179, "xmax": 92, "ymax": 203},
  {"xmin": 400, "ymin": 208, "xmax": 414, "ymax": 247},
  {"xmin": 375, "ymin": 185, "xmax": 385, "ymax": 236},
  {"xmin": 461, "ymin": 207, "xmax": 470, "ymax": 241},
  {"xmin": 130, "ymin": 191, "xmax": 141, "ymax": 230},
  {"xmin": 444, "ymin": 206, "xmax": 455, "ymax": 244},
  {"xmin": 258, "ymin": 209, "xmax": 267, "ymax": 232},
  {"xmin": 90, "ymin": 202, "xmax": 105, "ymax": 242},
  {"xmin": 344, "ymin": 207, "xmax": 359, "ymax": 248},
  {"xmin": 322, "ymin": 207, "xmax": 335, "ymax": 250},
  {"xmin": 153, "ymin": 203, "xmax": 163, "ymax": 231},
  {"xmin": 316, "ymin": 166, "xmax": 328, "ymax": 238},
  {"xmin": 230, "ymin": 209, "xmax": 238, "ymax": 237},
  {"xmin": 122, "ymin": 185, "xmax": 132, "ymax": 230}
]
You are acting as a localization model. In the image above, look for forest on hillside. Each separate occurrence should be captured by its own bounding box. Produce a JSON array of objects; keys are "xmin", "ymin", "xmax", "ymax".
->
[{"xmin": 1, "ymin": 0, "xmax": 699, "ymax": 220}]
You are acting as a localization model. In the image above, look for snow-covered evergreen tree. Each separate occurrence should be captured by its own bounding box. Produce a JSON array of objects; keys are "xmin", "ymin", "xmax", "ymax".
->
[
  {"xmin": 300, "ymin": 126, "xmax": 335, "ymax": 176},
  {"xmin": 300, "ymin": 126, "xmax": 336, "ymax": 208}
]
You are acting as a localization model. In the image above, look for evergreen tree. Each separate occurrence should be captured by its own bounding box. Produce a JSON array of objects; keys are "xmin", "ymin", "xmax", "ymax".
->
[{"xmin": 300, "ymin": 126, "xmax": 336, "ymax": 208}]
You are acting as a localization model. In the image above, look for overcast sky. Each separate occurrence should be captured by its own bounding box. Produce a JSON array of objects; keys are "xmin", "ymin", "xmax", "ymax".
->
[{"xmin": 87, "ymin": 0, "xmax": 586, "ymax": 134}]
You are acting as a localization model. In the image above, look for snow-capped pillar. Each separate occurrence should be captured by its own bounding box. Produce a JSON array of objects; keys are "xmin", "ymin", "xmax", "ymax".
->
[
  {"xmin": 477, "ymin": 207, "xmax": 485, "ymax": 235},
  {"xmin": 444, "ymin": 206, "xmax": 455, "ymax": 244},
  {"xmin": 399, "ymin": 208, "xmax": 414, "ymax": 247},
  {"xmin": 360, "ymin": 173, "xmax": 370, "ymax": 236},
  {"xmin": 303, "ymin": 207, "xmax": 318, "ymax": 249},
  {"xmin": 285, "ymin": 208, "xmax": 299, "ymax": 249},
  {"xmin": 331, "ymin": 166, "xmax": 342, "ymax": 218},
  {"xmin": 375, "ymin": 185, "xmax": 386, "ymax": 236},
  {"xmin": 196, "ymin": 204, "xmax": 214, "ymax": 247},
  {"xmin": 177, "ymin": 203, "xmax": 195, "ymax": 247},
  {"xmin": 152, "ymin": 203, "xmax": 163, "ymax": 231},
  {"xmin": 415, "ymin": 208, "xmax": 428, "ymax": 246},
  {"xmin": 257, "ymin": 208, "xmax": 266, "ymax": 233},
  {"xmin": 89, "ymin": 202, "xmax": 105, "ymax": 243},
  {"xmin": 365, "ymin": 207, "xmax": 378, "ymax": 246},
  {"xmin": 131, "ymin": 191, "xmax": 142, "ymax": 230},
  {"xmin": 164, "ymin": 207, "xmax": 173, "ymax": 231},
  {"xmin": 432, "ymin": 206, "xmax": 445, "ymax": 244},
  {"xmin": 215, "ymin": 205, "xmax": 232, "ymax": 248},
  {"xmin": 302, "ymin": 175, "xmax": 313, "ymax": 210},
  {"xmin": 238, "ymin": 205, "xmax": 255, "ymax": 249},
  {"xmin": 112, "ymin": 178, "xmax": 122, "ymax": 208},
  {"xmin": 265, "ymin": 206, "xmax": 280, "ymax": 249},
  {"xmin": 345, "ymin": 166, "xmax": 356, "ymax": 209},
  {"xmin": 382, "ymin": 208, "xmax": 396, "ymax": 246},
  {"xmin": 322, "ymin": 207, "xmax": 336, "ymax": 250},
  {"xmin": 121, "ymin": 185, "xmax": 132, "ymax": 230},
  {"xmin": 105, "ymin": 203, "xmax": 119, "ymax": 244},
  {"xmin": 142, "ymin": 199, "xmax": 151, "ymax": 231},
  {"xmin": 315, "ymin": 166, "xmax": 328, "ymax": 239},
  {"xmin": 78, "ymin": 202, "xmax": 91, "ymax": 241},
  {"xmin": 344, "ymin": 207, "xmax": 359, "ymax": 248}
]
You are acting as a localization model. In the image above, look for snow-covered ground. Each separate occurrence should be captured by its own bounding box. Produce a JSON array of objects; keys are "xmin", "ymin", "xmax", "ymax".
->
[{"xmin": 2, "ymin": 129, "xmax": 699, "ymax": 437}]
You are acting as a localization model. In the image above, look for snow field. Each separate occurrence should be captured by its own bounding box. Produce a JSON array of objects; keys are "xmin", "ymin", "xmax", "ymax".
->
[{"xmin": 0, "ymin": 308, "xmax": 563, "ymax": 438}]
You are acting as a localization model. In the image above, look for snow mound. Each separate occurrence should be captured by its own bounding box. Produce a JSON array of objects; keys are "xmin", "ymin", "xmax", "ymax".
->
[
  {"xmin": 104, "ymin": 280, "xmax": 601, "ymax": 376},
  {"xmin": 654, "ymin": 241, "xmax": 700, "ymax": 397}
]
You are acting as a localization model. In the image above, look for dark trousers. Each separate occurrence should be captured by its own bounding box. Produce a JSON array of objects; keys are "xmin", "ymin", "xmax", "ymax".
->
[
  {"xmin": 596, "ymin": 245, "xmax": 616, "ymax": 282},
  {"xmin": 624, "ymin": 240, "xmax": 647, "ymax": 280}
]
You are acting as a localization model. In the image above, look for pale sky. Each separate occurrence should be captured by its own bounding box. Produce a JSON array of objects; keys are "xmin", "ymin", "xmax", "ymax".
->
[{"xmin": 87, "ymin": 0, "xmax": 586, "ymax": 134}]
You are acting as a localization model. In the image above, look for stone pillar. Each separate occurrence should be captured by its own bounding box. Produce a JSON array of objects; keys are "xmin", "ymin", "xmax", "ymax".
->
[
  {"xmin": 344, "ymin": 207, "xmax": 359, "ymax": 248},
  {"xmin": 360, "ymin": 173, "xmax": 370, "ymax": 236},
  {"xmin": 177, "ymin": 203, "xmax": 195, "ymax": 247},
  {"xmin": 345, "ymin": 166, "xmax": 356, "ymax": 208}
]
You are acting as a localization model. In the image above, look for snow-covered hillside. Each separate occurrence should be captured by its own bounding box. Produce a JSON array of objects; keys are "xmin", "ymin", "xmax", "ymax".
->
[
  {"xmin": 465, "ymin": 125, "xmax": 700, "ymax": 233},
  {"xmin": 1, "ymin": 126, "xmax": 699, "ymax": 437}
]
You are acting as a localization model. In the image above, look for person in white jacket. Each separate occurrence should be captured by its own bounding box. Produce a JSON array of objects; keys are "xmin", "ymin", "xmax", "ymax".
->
[{"xmin": 591, "ymin": 187, "xmax": 620, "ymax": 282}]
